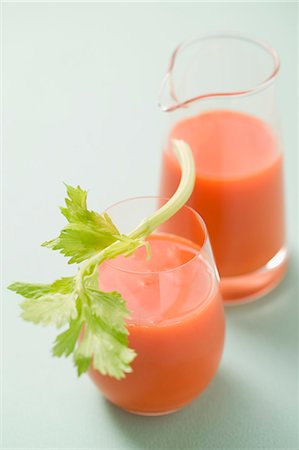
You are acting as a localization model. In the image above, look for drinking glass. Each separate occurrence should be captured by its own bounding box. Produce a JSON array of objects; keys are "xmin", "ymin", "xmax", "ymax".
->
[
  {"xmin": 159, "ymin": 33, "xmax": 287, "ymax": 304},
  {"xmin": 89, "ymin": 197, "xmax": 225, "ymax": 415}
]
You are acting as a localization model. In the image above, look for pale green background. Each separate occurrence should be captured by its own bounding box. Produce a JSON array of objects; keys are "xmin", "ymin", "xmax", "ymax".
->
[{"xmin": 2, "ymin": 2, "xmax": 298, "ymax": 449}]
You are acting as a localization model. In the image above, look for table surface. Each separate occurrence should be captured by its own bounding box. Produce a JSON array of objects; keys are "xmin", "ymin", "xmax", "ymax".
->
[{"xmin": 2, "ymin": 3, "xmax": 298, "ymax": 449}]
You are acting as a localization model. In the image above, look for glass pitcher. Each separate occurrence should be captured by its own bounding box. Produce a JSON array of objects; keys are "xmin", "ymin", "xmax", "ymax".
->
[{"xmin": 159, "ymin": 33, "xmax": 287, "ymax": 304}]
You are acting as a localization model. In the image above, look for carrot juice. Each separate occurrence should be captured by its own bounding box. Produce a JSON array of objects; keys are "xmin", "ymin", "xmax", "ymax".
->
[
  {"xmin": 160, "ymin": 110, "xmax": 286, "ymax": 301},
  {"xmin": 89, "ymin": 232, "xmax": 225, "ymax": 415}
]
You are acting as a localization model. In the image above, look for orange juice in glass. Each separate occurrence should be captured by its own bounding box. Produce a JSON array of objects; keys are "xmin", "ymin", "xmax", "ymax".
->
[
  {"xmin": 159, "ymin": 33, "xmax": 287, "ymax": 303},
  {"xmin": 89, "ymin": 198, "xmax": 225, "ymax": 415}
]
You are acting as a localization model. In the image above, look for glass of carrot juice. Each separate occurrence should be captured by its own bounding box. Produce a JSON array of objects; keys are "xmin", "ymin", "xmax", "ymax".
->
[
  {"xmin": 159, "ymin": 33, "xmax": 287, "ymax": 304},
  {"xmin": 89, "ymin": 197, "xmax": 225, "ymax": 415}
]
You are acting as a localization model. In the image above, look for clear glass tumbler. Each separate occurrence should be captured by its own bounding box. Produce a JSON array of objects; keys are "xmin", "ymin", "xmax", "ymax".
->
[
  {"xmin": 89, "ymin": 197, "xmax": 225, "ymax": 415},
  {"xmin": 159, "ymin": 33, "xmax": 287, "ymax": 304}
]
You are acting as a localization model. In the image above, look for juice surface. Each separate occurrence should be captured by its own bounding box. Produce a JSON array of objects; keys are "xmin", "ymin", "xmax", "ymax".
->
[
  {"xmin": 89, "ymin": 233, "xmax": 225, "ymax": 414},
  {"xmin": 160, "ymin": 110, "xmax": 285, "ymax": 276}
]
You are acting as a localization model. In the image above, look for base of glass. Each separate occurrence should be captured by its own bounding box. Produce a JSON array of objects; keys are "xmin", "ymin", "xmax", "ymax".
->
[
  {"xmin": 125, "ymin": 408, "xmax": 179, "ymax": 416},
  {"xmin": 220, "ymin": 247, "xmax": 288, "ymax": 305}
]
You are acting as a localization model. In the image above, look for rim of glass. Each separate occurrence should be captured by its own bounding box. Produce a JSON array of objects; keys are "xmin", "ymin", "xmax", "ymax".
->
[
  {"xmin": 103, "ymin": 196, "xmax": 209, "ymax": 275},
  {"xmin": 158, "ymin": 32, "xmax": 281, "ymax": 112}
]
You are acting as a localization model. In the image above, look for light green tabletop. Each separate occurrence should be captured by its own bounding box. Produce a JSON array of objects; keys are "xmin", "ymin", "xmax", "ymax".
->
[{"xmin": 2, "ymin": 3, "xmax": 298, "ymax": 449}]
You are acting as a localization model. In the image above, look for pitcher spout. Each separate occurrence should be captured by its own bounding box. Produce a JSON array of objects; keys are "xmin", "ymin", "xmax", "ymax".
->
[{"xmin": 158, "ymin": 33, "xmax": 280, "ymax": 113}]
